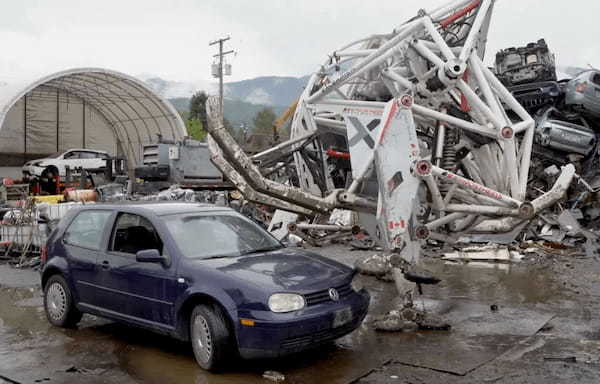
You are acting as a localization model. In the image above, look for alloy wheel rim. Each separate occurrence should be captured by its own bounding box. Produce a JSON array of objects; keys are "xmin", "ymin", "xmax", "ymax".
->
[
  {"xmin": 47, "ymin": 282, "xmax": 67, "ymax": 321},
  {"xmin": 193, "ymin": 315, "xmax": 212, "ymax": 363}
]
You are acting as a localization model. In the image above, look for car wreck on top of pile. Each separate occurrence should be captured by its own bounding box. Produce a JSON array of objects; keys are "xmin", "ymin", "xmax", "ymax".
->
[{"xmin": 204, "ymin": 0, "xmax": 597, "ymax": 322}]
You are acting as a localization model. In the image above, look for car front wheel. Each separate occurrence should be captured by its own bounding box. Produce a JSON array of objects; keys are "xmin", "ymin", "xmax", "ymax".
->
[
  {"xmin": 44, "ymin": 275, "xmax": 82, "ymax": 328},
  {"xmin": 190, "ymin": 304, "xmax": 234, "ymax": 371}
]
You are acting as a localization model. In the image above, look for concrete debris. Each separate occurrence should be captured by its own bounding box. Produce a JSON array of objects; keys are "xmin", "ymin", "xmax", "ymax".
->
[
  {"xmin": 374, "ymin": 307, "xmax": 451, "ymax": 332},
  {"xmin": 354, "ymin": 254, "xmax": 392, "ymax": 277},
  {"xmin": 262, "ymin": 370, "xmax": 285, "ymax": 382},
  {"xmin": 285, "ymin": 234, "xmax": 304, "ymax": 247},
  {"xmin": 374, "ymin": 314, "xmax": 418, "ymax": 333}
]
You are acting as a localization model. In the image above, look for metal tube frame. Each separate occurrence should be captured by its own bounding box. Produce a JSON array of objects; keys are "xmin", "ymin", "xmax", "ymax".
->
[{"xmin": 207, "ymin": 0, "xmax": 577, "ymax": 255}]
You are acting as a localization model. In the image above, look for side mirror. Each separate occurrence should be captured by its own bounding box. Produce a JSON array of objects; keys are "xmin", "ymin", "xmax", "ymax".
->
[{"xmin": 136, "ymin": 249, "xmax": 166, "ymax": 264}]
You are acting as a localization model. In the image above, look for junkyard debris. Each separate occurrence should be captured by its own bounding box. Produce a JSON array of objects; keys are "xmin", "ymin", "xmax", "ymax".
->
[
  {"xmin": 374, "ymin": 307, "xmax": 451, "ymax": 332},
  {"xmin": 443, "ymin": 246, "xmax": 524, "ymax": 263},
  {"xmin": 262, "ymin": 370, "xmax": 285, "ymax": 382}
]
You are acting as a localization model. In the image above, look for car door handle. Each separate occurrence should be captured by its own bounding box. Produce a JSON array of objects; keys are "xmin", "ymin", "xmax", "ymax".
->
[{"xmin": 101, "ymin": 260, "xmax": 110, "ymax": 270}]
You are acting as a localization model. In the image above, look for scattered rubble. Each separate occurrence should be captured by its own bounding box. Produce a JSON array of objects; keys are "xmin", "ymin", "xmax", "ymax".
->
[
  {"xmin": 354, "ymin": 254, "xmax": 392, "ymax": 278},
  {"xmin": 262, "ymin": 371, "xmax": 285, "ymax": 382},
  {"xmin": 443, "ymin": 246, "xmax": 523, "ymax": 263},
  {"xmin": 374, "ymin": 307, "xmax": 451, "ymax": 333},
  {"xmin": 199, "ymin": 0, "xmax": 600, "ymax": 333}
]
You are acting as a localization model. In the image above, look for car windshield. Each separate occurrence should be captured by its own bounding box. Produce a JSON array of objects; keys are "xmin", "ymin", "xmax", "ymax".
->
[{"xmin": 164, "ymin": 213, "xmax": 282, "ymax": 259}]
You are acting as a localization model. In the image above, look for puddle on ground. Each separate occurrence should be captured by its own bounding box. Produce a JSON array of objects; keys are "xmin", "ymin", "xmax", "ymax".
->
[
  {"xmin": 0, "ymin": 258, "xmax": 573, "ymax": 383},
  {"xmin": 423, "ymin": 259, "xmax": 562, "ymax": 305}
]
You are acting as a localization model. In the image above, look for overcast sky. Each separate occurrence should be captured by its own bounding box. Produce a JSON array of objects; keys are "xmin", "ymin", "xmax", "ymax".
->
[{"xmin": 1, "ymin": 0, "xmax": 599, "ymax": 83}]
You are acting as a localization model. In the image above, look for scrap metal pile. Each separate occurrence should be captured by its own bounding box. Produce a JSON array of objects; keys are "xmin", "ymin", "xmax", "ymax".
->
[{"xmin": 206, "ymin": 0, "xmax": 600, "ymax": 297}]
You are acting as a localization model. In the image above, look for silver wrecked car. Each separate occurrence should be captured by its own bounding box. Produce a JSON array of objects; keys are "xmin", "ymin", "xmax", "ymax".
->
[
  {"xmin": 535, "ymin": 107, "xmax": 596, "ymax": 156},
  {"xmin": 565, "ymin": 70, "xmax": 600, "ymax": 119}
]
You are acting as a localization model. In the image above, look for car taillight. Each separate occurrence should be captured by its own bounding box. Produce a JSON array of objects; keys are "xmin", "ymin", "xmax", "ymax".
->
[
  {"xmin": 41, "ymin": 245, "xmax": 48, "ymax": 264},
  {"xmin": 576, "ymin": 82, "xmax": 588, "ymax": 93}
]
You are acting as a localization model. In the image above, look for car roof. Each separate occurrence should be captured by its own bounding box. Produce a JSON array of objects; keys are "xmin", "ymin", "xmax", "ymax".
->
[
  {"xmin": 76, "ymin": 202, "xmax": 234, "ymax": 216},
  {"xmin": 64, "ymin": 149, "xmax": 109, "ymax": 154}
]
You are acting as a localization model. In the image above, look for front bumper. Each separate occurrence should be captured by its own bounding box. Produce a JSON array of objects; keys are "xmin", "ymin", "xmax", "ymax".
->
[
  {"xmin": 22, "ymin": 166, "xmax": 45, "ymax": 179},
  {"xmin": 236, "ymin": 289, "xmax": 370, "ymax": 359}
]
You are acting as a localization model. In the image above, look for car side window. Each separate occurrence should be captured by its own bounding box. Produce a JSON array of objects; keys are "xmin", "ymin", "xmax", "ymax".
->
[
  {"xmin": 63, "ymin": 151, "xmax": 78, "ymax": 160},
  {"xmin": 592, "ymin": 74, "xmax": 600, "ymax": 86},
  {"xmin": 110, "ymin": 213, "xmax": 164, "ymax": 255},
  {"xmin": 80, "ymin": 152, "xmax": 98, "ymax": 159},
  {"xmin": 64, "ymin": 210, "xmax": 112, "ymax": 250}
]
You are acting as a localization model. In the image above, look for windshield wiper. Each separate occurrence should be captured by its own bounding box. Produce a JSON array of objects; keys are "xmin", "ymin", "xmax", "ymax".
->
[
  {"xmin": 198, "ymin": 245, "xmax": 282, "ymax": 259},
  {"xmin": 199, "ymin": 254, "xmax": 232, "ymax": 260},
  {"xmin": 239, "ymin": 245, "xmax": 282, "ymax": 256}
]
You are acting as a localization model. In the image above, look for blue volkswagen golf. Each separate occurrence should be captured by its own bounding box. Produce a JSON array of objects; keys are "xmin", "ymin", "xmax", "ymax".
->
[{"xmin": 40, "ymin": 203, "xmax": 370, "ymax": 371}]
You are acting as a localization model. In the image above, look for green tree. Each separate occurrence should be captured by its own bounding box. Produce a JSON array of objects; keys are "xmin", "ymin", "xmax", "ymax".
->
[
  {"xmin": 189, "ymin": 91, "xmax": 208, "ymax": 129},
  {"xmin": 251, "ymin": 107, "xmax": 277, "ymax": 151},
  {"xmin": 180, "ymin": 107, "xmax": 207, "ymax": 142},
  {"xmin": 186, "ymin": 119, "xmax": 206, "ymax": 141}
]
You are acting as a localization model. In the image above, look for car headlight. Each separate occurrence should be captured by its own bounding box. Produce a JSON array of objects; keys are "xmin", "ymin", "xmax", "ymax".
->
[{"xmin": 268, "ymin": 293, "xmax": 305, "ymax": 313}]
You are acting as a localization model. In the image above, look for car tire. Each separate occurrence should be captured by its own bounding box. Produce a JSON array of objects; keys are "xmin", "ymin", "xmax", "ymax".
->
[
  {"xmin": 42, "ymin": 166, "xmax": 57, "ymax": 179},
  {"xmin": 43, "ymin": 275, "xmax": 82, "ymax": 328},
  {"xmin": 190, "ymin": 304, "xmax": 233, "ymax": 371}
]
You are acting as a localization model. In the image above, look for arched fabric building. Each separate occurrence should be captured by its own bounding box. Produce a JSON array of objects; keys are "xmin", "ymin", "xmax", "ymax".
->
[{"xmin": 0, "ymin": 68, "xmax": 186, "ymax": 168}]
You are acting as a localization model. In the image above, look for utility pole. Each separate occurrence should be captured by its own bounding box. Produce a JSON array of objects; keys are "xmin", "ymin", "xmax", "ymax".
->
[{"xmin": 209, "ymin": 37, "xmax": 234, "ymax": 123}]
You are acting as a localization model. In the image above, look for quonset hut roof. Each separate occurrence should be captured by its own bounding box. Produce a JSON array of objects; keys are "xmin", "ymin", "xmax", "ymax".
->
[{"xmin": 0, "ymin": 67, "xmax": 186, "ymax": 166}]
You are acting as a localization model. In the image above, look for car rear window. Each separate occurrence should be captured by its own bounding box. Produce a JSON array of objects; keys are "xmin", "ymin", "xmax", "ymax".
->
[{"xmin": 64, "ymin": 210, "xmax": 112, "ymax": 250}]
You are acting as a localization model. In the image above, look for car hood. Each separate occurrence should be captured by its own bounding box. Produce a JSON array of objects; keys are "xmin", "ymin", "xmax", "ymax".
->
[
  {"xmin": 195, "ymin": 248, "xmax": 353, "ymax": 292},
  {"xmin": 25, "ymin": 157, "xmax": 52, "ymax": 166}
]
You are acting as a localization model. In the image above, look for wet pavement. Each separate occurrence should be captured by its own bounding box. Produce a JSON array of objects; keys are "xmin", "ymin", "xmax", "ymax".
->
[{"xmin": 1, "ymin": 247, "xmax": 600, "ymax": 383}]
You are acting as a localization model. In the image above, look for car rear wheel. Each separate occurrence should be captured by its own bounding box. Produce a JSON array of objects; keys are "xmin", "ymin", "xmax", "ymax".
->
[
  {"xmin": 44, "ymin": 275, "xmax": 82, "ymax": 328},
  {"xmin": 190, "ymin": 304, "xmax": 233, "ymax": 371}
]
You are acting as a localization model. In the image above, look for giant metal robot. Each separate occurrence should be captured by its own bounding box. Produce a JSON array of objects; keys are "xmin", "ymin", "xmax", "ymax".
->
[{"xmin": 205, "ymin": 0, "xmax": 575, "ymax": 297}]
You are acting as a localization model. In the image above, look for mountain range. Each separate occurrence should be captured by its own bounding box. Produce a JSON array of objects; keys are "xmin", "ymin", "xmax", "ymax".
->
[
  {"xmin": 222, "ymin": 75, "xmax": 310, "ymax": 107},
  {"xmin": 139, "ymin": 74, "xmax": 309, "ymax": 130},
  {"xmin": 139, "ymin": 74, "xmax": 309, "ymax": 108}
]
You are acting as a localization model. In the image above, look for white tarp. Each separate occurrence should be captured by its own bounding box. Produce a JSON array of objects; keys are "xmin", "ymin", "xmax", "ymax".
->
[{"xmin": 0, "ymin": 68, "xmax": 185, "ymax": 166}]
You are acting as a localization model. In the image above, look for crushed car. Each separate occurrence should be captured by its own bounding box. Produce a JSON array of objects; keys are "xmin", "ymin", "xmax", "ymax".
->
[
  {"xmin": 495, "ymin": 39, "xmax": 557, "ymax": 87},
  {"xmin": 495, "ymin": 39, "xmax": 561, "ymax": 113},
  {"xmin": 565, "ymin": 69, "xmax": 600, "ymax": 120},
  {"xmin": 534, "ymin": 107, "xmax": 596, "ymax": 157}
]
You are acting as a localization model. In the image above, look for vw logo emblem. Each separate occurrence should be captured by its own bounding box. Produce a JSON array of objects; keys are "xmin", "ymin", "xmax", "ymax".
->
[{"xmin": 329, "ymin": 288, "xmax": 340, "ymax": 301}]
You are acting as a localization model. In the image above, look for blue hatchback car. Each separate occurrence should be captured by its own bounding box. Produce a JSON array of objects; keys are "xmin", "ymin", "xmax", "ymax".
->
[{"xmin": 40, "ymin": 203, "xmax": 370, "ymax": 371}]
